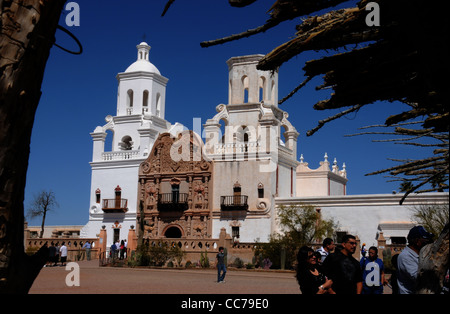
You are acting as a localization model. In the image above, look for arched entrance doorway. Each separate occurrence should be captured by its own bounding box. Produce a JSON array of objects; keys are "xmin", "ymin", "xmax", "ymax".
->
[{"xmin": 164, "ymin": 226, "xmax": 182, "ymax": 238}]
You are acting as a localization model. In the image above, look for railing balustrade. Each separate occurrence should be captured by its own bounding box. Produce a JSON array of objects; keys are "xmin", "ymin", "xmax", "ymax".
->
[
  {"xmin": 220, "ymin": 195, "xmax": 249, "ymax": 210},
  {"xmin": 102, "ymin": 150, "xmax": 140, "ymax": 161},
  {"xmin": 158, "ymin": 193, "xmax": 189, "ymax": 204},
  {"xmin": 102, "ymin": 198, "xmax": 128, "ymax": 213},
  {"xmin": 157, "ymin": 193, "xmax": 189, "ymax": 211}
]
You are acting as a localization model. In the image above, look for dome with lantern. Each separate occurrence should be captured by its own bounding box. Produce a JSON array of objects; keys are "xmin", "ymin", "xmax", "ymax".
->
[{"xmin": 125, "ymin": 42, "xmax": 161, "ymax": 75}]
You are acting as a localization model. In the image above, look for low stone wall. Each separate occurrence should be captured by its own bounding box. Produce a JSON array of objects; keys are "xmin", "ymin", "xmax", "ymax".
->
[
  {"xmin": 155, "ymin": 238, "xmax": 255, "ymax": 266},
  {"xmin": 25, "ymin": 238, "xmax": 101, "ymax": 262}
]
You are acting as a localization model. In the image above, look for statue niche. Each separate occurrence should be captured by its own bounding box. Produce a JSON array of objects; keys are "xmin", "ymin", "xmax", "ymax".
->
[
  {"xmin": 193, "ymin": 181, "xmax": 206, "ymax": 210},
  {"xmin": 145, "ymin": 182, "xmax": 157, "ymax": 211}
]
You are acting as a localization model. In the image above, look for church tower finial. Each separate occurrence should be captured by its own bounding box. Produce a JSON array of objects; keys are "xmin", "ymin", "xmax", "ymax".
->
[{"xmin": 137, "ymin": 42, "xmax": 150, "ymax": 62}]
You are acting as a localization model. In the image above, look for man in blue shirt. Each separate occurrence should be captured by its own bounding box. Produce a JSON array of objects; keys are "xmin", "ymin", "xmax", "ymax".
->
[
  {"xmin": 360, "ymin": 246, "xmax": 388, "ymax": 294},
  {"xmin": 316, "ymin": 238, "xmax": 335, "ymax": 264},
  {"xmin": 83, "ymin": 241, "xmax": 92, "ymax": 261},
  {"xmin": 397, "ymin": 226, "xmax": 434, "ymax": 294},
  {"xmin": 110, "ymin": 243, "xmax": 117, "ymax": 259}
]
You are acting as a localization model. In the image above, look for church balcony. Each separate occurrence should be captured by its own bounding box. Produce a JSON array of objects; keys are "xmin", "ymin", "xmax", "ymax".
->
[
  {"xmin": 220, "ymin": 195, "xmax": 248, "ymax": 219},
  {"xmin": 102, "ymin": 199, "xmax": 128, "ymax": 213},
  {"xmin": 102, "ymin": 150, "xmax": 140, "ymax": 161},
  {"xmin": 220, "ymin": 195, "xmax": 249, "ymax": 211},
  {"xmin": 157, "ymin": 193, "xmax": 189, "ymax": 211}
]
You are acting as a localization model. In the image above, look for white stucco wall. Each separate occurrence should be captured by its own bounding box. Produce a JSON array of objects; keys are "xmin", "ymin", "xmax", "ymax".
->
[
  {"xmin": 81, "ymin": 160, "xmax": 144, "ymax": 240},
  {"xmin": 212, "ymin": 216, "xmax": 273, "ymax": 243},
  {"xmin": 88, "ymin": 161, "xmax": 142, "ymax": 214},
  {"xmin": 276, "ymin": 192, "xmax": 449, "ymax": 247}
]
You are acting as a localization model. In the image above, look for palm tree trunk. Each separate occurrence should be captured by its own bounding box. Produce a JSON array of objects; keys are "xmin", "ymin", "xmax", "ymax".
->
[{"xmin": 0, "ymin": 0, "xmax": 66, "ymax": 294}]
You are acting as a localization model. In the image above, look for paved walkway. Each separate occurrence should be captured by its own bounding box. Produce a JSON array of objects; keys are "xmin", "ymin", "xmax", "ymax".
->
[
  {"xmin": 29, "ymin": 259, "xmax": 393, "ymax": 295},
  {"xmin": 29, "ymin": 259, "xmax": 301, "ymax": 294}
]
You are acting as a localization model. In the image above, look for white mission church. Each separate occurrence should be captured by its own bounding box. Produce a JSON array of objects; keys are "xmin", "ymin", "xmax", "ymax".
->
[{"xmin": 80, "ymin": 42, "xmax": 448, "ymax": 248}]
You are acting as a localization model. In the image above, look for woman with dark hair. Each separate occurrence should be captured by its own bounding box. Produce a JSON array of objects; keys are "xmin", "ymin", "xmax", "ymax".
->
[{"xmin": 296, "ymin": 246, "xmax": 334, "ymax": 294}]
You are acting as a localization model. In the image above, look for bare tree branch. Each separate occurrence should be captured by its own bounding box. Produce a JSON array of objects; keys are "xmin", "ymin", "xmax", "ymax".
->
[
  {"xmin": 161, "ymin": 0, "xmax": 176, "ymax": 16},
  {"xmin": 27, "ymin": 190, "xmax": 59, "ymax": 238},
  {"xmin": 306, "ymin": 104, "xmax": 364, "ymax": 137}
]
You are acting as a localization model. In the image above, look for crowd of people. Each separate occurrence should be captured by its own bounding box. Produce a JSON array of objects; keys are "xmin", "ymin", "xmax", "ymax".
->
[
  {"xmin": 110, "ymin": 240, "xmax": 128, "ymax": 260},
  {"xmin": 295, "ymin": 225, "xmax": 439, "ymax": 294},
  {"xmin": 44, "ymin": 241, "xmax": 68, "ymax": 267},
  {"xmin": 44, "ymin": 240, "xmax": 94, "ymax": 266}
]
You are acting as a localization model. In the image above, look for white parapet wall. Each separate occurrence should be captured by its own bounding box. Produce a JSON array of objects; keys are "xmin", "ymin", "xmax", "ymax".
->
[{"xmin": 275, "ymin": 192, "xmax": 449, "ymax": 247}]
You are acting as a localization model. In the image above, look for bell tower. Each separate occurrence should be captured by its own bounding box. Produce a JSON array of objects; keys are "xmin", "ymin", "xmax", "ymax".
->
[
  {"xmin": 204, "ymin": 54, "xmax": 298, "ymax": 243},
  {"xmin": 226, "ymin": 54, "xmax": 278, "ymax": 106},
  {"xmin": 82, "ymin": 42, "xmax": 172, "ymax": 242},
  {"xmin": 116, "ymin": 42, "xmax": 168, "ymax": 118}
]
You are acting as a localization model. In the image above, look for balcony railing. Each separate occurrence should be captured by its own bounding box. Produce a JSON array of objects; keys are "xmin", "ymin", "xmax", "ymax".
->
[
  {"xmin": 102, "ymin": 199, "xmax": 128, "ymax": 213},
  {"xmin": 220, "ymin": 195, "xmax": 249, "ymax": 211},
  {"xmin": 102, "ymin": 150, "xmax": 140, "ymax": 161},
  {"xmin": 214, "ymin": 142, "xmax": 260, "ymax": 155},
  {"xmin": 157, "ymin": 193, "xmax": 189, "ymax": 211}
]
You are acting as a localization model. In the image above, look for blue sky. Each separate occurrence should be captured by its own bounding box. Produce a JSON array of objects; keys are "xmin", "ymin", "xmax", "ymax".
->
[{"xmin": 24, "ymin": 0, "xmax": 434, "ymax": 226}]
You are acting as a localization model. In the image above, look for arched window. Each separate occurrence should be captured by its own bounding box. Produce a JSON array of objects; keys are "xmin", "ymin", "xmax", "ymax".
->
[
  {"xmin": 236, "ymin": 125, "xmax": 254, "ymax": 144},
  {"xmin": 244, "ymin": 89, "xmax": 249, "ymax": 103},
  {"xmin": 219, "ymin": 118, "xmax": 227, "ymax": 143},
  {"xmin": 235, "ymin": 125, "xmax": 247, "ymax": 143},
  {"xmin": 242, "ymin": 76, "xmax": 249, "ymax": 103},
  {"xmin": 258, "ymin": 183, "xmax": 264, "ymax": 198},
  {"xmin": 270, "ymin": 80, "xmax": 275, "ymax": 102},
  {"xmin": 280, "ymin": 125, "xmax": 287, "ymax": 146},
  {"xmin": 95, "ymin": 188, "xmax": 101, "ymax": 203},
  {"xmin": 156, "ymin": 93, "xmax": 161, "ymax": 116},
  {"xmin": 259, "ymin": 76, "xmax": 266, "ymax": 102},
  {"xmin": 127, "ymin": 89, "xmax": 134, "ymax": 108},
  {"xmin": 143, "ymin": 90, "xmax": 149, "ymax": 108},
  {"xmin": 105, "ymin": 129, "xmax": 114, "ymax": 152},
  {"xmin": 172, "ymin": 184, "xmax": 180, "ymax": 203}
]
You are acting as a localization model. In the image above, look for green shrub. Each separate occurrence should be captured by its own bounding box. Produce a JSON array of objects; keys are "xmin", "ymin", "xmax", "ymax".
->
[{"xmin": 233, "ymin": 257, "xmax": 244, "ymax": 268}]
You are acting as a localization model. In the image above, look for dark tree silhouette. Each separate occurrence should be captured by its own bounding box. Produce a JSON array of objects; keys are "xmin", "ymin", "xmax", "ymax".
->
[{"xmin": 0, "ymin": 0, "xmax": 66, "ymax": 293}]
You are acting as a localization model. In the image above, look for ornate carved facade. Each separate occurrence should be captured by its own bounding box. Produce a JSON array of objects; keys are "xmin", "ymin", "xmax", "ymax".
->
[{"xmin": 137, "ymin": 131, "xmax": 212, "ymax": 239}]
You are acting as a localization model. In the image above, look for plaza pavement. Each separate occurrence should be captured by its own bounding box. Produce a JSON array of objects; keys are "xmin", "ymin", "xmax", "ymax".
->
[
  {"xmin": 29, "ymin": 259, "xmax": 392, "ymax": 295},
  {"xmin": 29, "ymin": 259, "xmax": 301, "ymax": 294}
]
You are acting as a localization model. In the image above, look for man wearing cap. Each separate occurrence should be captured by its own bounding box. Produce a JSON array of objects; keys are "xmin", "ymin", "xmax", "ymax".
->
[{"xmin": 397, "ymin": 225, "xmax": 434, "ymax": 294}]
